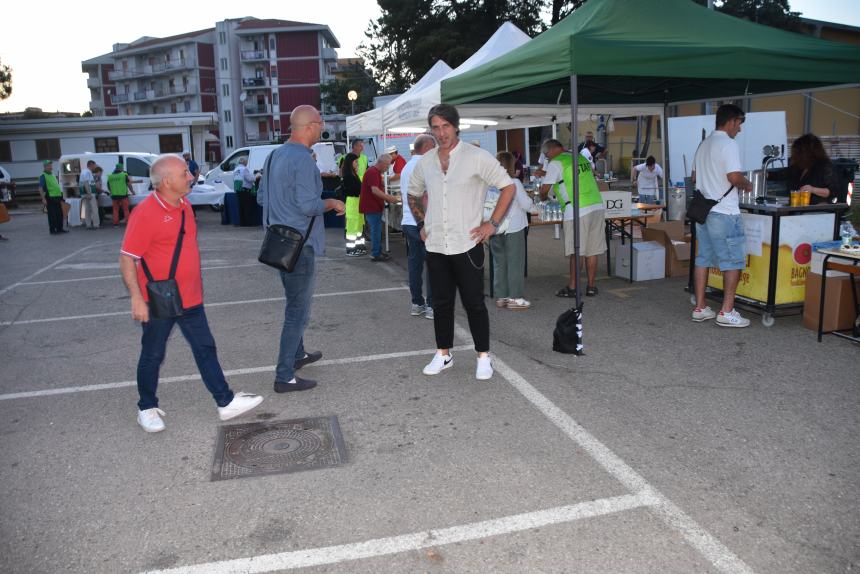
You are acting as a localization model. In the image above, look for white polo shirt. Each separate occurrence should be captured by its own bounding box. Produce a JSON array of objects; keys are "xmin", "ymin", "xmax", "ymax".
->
[{"xmin": 692, "ymin": 130, "xmax": 742, "ymax": 216}]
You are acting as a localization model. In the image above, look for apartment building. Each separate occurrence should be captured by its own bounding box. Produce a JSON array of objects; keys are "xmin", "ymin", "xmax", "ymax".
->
[{"xmin": 83, "ymin": 17, "xmax": 339, "ymax": 160}]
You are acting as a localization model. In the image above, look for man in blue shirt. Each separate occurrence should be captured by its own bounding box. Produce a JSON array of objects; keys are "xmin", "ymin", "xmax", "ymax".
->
[{"xmin": 257, "ymin": 105, "xmax": 345, "ymax": 392}]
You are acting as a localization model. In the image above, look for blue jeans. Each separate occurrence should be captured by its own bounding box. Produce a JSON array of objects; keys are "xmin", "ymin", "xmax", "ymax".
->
[
  {"xmin": 365, "ymin": 212, "xmax": 383, "ymax": 257},
  {"xmin": 276, "ymin": 245, "xmax": 317, "ymax": 383},
  {"xmin": 137, "ymin": 304, "xmax": 234, "ymax": 410},
  {"xmin": 403, "ymin": 224, "xmax": 432, "ymax": 307}
]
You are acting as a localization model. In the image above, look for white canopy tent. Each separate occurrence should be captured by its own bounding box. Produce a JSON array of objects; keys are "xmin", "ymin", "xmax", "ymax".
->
[{"xmin": 346, "ymin": 60, "xmax": 452, "ymax": 137}]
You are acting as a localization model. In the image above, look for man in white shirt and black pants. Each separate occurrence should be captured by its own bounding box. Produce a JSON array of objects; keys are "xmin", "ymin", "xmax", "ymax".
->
[
  {"xmin": 407, "ymin": 104, "xmax": 516, "ymax": 380},
  {"xmin": 691, "ymin": 104, "xmax": 753, "ymax": 328}
]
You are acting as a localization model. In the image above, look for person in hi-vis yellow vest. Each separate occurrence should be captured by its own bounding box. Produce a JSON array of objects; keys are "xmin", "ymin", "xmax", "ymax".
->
[
  {"xmin": 539, "ymin": 139, "xmax": 606, "ymax": 298},
  {"xmin": 339, "ymin": 139, "xmax": 368, "ymax": 255},
  {"xmin": 107, "ymin": 162, "xmax": 141, "ymax": 227},
  {"xmin": 38, "ymin": 159, "xmax": 66, "ymax": 234}
]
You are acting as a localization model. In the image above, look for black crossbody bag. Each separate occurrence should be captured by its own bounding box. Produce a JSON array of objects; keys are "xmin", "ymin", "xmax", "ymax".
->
[
  {"xmin": 257, "ymin": 151, "xmax": 316, "ymax": 273},
  {"xmin": 140, "ymin": 211, "xmax": 185, "ymax": 319},
  {"xmin": 688, "ymin": 185, "xmax": 733, "ymax": 225}
]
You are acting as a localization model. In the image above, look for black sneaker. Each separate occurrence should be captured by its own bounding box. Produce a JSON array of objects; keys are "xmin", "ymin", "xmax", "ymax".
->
[
  {"xmin": 273, "ymin": 377, "xmax": 318, "ymax": 393},
  {"xmin": 295, "ymin": 350, "xmax": 322, "ymax": 370},
  {"xmin": 371, "ymin": 253, "xmax": 391, "ymax": 262}
]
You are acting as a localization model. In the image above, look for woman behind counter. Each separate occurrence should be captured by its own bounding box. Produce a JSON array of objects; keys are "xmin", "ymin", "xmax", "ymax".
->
[{"xmin": 787, "ymin": 134, "xmax": 838, "ymax": 205}]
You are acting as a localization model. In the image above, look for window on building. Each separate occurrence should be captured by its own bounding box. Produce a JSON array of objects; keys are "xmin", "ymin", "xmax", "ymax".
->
[
  {"xmin": 184, "ymin": 101, "xmax": 191, "ymax": 112},
  {"xmin": 0, "ymin": 141, "xmax": 11, "ymax": 163},
  {"xmin": 158, "ymin": 134, "xmax": 183, "ymax": 154},
  {"xmin": 94, "ymin": 137, "xmax": 119, "ymax": 153},
  {"xmin": 126, "ymin": 157, "xmax": 151, "ymax": 178},
  {"xmin": 36, "ymin": 139, "xmax": 61, "ymax": 160},
  {"xmin": 272, "ymin": 93, "xmax": 279, "ymax": 106},
  {"xmin": 226, "ymin": 135, "xmax": 234, "ymax": 148},
  {"xmin": 269, "ymin": 38, "xmax": 275, "ymax": 52},
  {"xmin": 220, "ymin": 58, "xmax": 228, "ymax": 71},
  {"xmin": 222, "ymin": 84, "xmax": 230, "ymax": 97},
  {"xmin": 224, "ymin": 110, "xmax": 231, "ymax": 123},
  {"xmin": 271, "ymin": 65, "xmax": 277, "ymax": 77},
  {"xmin": 171, "ymin": 103, "xmax": 177, "ymax": 113},
  {"xmin": 219, "ymin": 31, "xmax": 227, "ymax": 44}
]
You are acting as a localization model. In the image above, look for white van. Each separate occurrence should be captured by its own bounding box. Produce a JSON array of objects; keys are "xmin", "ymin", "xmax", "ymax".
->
[
  {"xmin": 204, "ymin": 142, "xmax": 347, "ymax": 192},
  {"xmin": 204, "ymin": 145, "xmax": 279, "ymax": 193},
  {"xmin": 58, "ymin": 152, "xmax": 158, "ymax": 197}
]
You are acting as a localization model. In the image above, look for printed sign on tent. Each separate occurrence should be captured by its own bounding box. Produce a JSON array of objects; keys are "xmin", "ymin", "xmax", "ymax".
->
[{"xmin": 601, "ymin": 191, "xmax": 632, "ymax": 218}]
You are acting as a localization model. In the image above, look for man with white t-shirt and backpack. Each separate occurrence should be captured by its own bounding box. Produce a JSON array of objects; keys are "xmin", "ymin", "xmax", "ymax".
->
[{"xmin": 690, "ymin": 104, "xmax": 753, "ymax": 328}]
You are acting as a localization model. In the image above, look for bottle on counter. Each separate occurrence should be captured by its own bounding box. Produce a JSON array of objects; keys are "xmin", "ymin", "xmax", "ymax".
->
[{"xmin": 841, "ymin": 221, "xmax": 857, "ymax": 247}]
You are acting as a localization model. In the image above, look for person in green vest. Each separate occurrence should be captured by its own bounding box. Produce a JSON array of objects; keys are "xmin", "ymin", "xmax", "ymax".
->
[
  {"xmin": 107, "ymin": 162, "xmax": 139, "ymax": 227},
  {"xmin": 539, "ymin": 139, "xmax": 607, "ymax": 298},
  {"xmin": 38, "ymin": 159, "xmax": 66, "ymax": 234}
]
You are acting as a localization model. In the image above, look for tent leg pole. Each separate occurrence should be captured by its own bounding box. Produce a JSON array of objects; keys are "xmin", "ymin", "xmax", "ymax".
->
[
  {"xmin": 662, "ymin": 105, "xmax": 668, "ymax": 204},
  {"xmin": 568, "ymin": 74, "xmax": 584, "ymax": 355}
]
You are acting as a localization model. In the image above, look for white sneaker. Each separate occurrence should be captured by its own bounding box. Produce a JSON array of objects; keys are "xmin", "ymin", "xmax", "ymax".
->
[
  {"xmin": 716, "ymin": 309, "xmax": 750, "ymax": 328},
  {"xmin": 495, "ymin": 298, "xmax": 509, "ymax": 308},
  {"xmin": 424, "ymin": 307, "xmax": 434, "ymax": 320},
  {"xmin": 422, "ymin": 351, "xmax": 453, "ymax": 375},
  {"xmin": 137, "ymin": 408, "xmax": 166, "ymax": 433},
  {"xmin": 506, "ymin": 298, "xmax": 531, "ymax": 310},
  {"xmin": 692, "ymin": 306, "xmax": 716, "ymax": 322},
  {"xmin": 476, "ymin": 355, "xmax": 493, "ymax": 380},
  {"xmin": 410, "ymin": 304, "xmax": 426, "ymax": 316},
  {"xmin": 218, "ymin": 392, "xmax": 264, "ymax": 421}
]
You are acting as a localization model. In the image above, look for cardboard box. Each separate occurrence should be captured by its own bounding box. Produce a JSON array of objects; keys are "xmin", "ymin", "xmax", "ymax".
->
[
  {"xmin": 642, "ymin": 220, "xmax": 691, "ymax": 278},
  {"xmin": 802, "ymin": 272, "xmax": 860, "ymax": 333},
  {"xmin": 614, "ymin": 240, "xmax": 665, "ymax": 281}
]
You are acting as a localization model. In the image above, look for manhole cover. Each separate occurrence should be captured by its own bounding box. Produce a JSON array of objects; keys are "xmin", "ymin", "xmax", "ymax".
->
[{"xmin": 211, "ymin": 415, "xmax": 347, "ymax": 481}]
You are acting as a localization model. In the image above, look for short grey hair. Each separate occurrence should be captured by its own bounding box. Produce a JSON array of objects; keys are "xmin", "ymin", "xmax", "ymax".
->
[
  {"xmin": 238, "ymin": 156, "xmax": 248, "ymax": 164},
  {"xmin": 376, "ymin": 153, "xmax": 392, "ymax": 165},
  {"xmin": 413, "ymin": 134, "xmax": 436, "ymax": 154},
  {"xmin": 150, "ymin": 153, "xmax": 183, "ymax": 189}
]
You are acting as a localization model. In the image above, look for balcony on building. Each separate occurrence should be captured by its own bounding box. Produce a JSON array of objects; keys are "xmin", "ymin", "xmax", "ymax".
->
[
  {"xmin": 322, "ymin": 47, "xmax": 338, "ymax": 61},
  {"xmin": 89, "ymin": 100, "xmax": 105, "ymax": 111},
  {"xmin": 244, "ymin": 103, "xmax": 272, "ymax": 116},
  {"xmin": 242, "ymin": 77, "xmax": 270, "ymax": 90},
  {"xmin": 246, "ymin": 132, "xmax": 275, "ymax": 143},
  {"xmin": 241, "ymin": 50, "xmax": 269, "ymax": 62},
  {"xmin": 87, "ymin": 77, "xmax": 102, "ymax": 89},
  {"xmin": 108, "ymin": 57, "xmax": 197, "ymax": 81},
  {"xmin": 111, "ymin": 93, "xmax": 130, "ymax": 105}
]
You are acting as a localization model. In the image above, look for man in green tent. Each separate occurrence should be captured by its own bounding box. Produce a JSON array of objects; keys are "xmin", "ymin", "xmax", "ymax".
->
[
  {"xmin": 38, "ymin": 160, "xmax": 66, "ymax": 234},
  {"xmin": 540, "ymin": 139, "xmax": 606, "ymax": 298}
]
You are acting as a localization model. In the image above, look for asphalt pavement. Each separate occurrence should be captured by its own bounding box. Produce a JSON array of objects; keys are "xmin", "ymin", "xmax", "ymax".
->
[{"xmin": 0, "ymin": 207, "xmax": 857, "ymax": 574}]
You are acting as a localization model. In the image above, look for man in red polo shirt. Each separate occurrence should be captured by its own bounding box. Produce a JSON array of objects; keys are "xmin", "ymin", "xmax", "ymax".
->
[
  {"xmin": 119, "ymin": 154, "xmax": 263, "ymax": 433},
  {"xmin": 359, "ymin": 154, "xmax": 396, "ymax": 261}
]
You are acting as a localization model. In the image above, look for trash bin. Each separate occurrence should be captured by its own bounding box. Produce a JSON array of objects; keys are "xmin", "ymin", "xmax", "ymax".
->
[
  {"xmin": 321, "ymin": 190, "xmax": 344, "ymax": 228},
  {"xmin": 667, "ymin": 188, "xmax": 686, "ymax": 221}
]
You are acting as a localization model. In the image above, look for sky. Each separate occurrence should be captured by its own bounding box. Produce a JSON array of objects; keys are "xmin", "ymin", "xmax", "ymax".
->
[{"xmin": 0, "ymin": 0, "xmax": 857, "ymax": 114}]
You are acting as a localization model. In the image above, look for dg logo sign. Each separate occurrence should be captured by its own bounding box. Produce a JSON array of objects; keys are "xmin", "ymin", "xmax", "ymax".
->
[{"xmin": 602, "ymin": 191, "xmax": 632, "ymax": 218}]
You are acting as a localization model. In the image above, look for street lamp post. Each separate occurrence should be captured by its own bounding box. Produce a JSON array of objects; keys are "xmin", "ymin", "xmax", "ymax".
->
[{"xmin": 347, "ymin": 90, "xmax": 358, "ymax": 116}]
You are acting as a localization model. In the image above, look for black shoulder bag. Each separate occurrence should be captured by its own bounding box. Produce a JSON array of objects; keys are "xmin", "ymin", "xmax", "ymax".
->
[
  {"xmin": 140, "ymin": 210, "xmax": 185, "ymax": 319},
  {"xmin": 687, "ymin": 185, "xmax": 733, "ymax": 225},
  {"xmin": 257, "ymin": 151, "xmax": 317, "ymax": 273}
]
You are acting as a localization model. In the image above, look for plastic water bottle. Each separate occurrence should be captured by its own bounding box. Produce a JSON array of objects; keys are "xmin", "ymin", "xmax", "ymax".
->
[{"xmin": 841, "ymin": 221, "xmax": 856, "ymax": 247}]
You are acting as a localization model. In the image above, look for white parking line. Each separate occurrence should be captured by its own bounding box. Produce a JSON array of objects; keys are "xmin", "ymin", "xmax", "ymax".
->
[
  {"xmin": 0, "ymin": 244, "xmax": 106, "ymax": 297},
  {"xmin": 141, "ymin": 493, "xmax": 655, "ymax": 574},
  {"xmin": 0, "ymin": 286, "xmax": 409, "ymax": 326}
]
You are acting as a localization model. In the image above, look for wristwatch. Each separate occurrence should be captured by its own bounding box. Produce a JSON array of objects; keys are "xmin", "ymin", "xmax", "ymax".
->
[{"xmin": 489, "ymin": 217, "xmax": 500, "ymax": 229}]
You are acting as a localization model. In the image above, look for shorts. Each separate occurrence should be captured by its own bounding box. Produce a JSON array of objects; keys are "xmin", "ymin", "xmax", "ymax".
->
[
  {"xmin": 563, "ymin": 209, "xmax": 607, "ymax": 257},
  {"xmin": 695, "ymin": 212, "xmax": 746, "ymax": 271}
]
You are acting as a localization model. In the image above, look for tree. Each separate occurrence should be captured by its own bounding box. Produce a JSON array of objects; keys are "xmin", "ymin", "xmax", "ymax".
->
[
  {"xmin": 360, "ymin": 0, "xmax": 568, "ymax": 94},
  {"xmin": 692, "ymin": 0, "xmax": 804, "ymax": 32},
  {"xmin": 0, "ymin": 59, "xmax": 11, "ymax": 100},
  {"xmin": 320, "ymin": 63, "xmax": 380, "ymax": 115}
]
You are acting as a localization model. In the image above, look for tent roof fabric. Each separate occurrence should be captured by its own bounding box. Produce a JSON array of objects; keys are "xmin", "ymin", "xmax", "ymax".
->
[{"xmin": 442, "ymin": 0, "xmax": 860, "ymax": 106}]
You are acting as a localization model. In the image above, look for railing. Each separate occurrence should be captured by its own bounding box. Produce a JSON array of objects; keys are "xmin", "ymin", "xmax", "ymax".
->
[
  {"xmin": 242, "ymin": 77, "xmax": 269, "ymax": 88},
  {"xmin": 87, "ymin": 77, "xmax": 101, "ymax": 89},
  {"xmin": 241, "ymin": 50, "xmax": 268, "ymax": 61},
  {"xmin": 111, "ymin": 93, "xmax": 130, "ymax": 105},
  {"xmin": 246, "ymin": 132, "xmax": 271, "ymax": 142},
  {"xmin": 89, "ymin": 100, "xmax": 105, "ymax": 110},
  {"xmin": 107, "ymin": 58, "xmax": 196, "ymax": 80},
  {"xmin": 244, "ymin": 103, "xmax": 272, "ymax": 115},
  {"xmin": 322, "ymin": 47, "xmax": 338, "ymax": 61}
]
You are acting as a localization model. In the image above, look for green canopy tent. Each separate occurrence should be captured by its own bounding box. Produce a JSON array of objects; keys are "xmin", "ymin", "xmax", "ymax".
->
[{"xmin": 441, "ymin": 0, "xmax": 860, "ymax": 342}]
